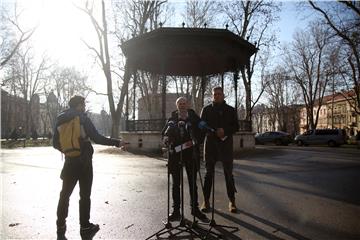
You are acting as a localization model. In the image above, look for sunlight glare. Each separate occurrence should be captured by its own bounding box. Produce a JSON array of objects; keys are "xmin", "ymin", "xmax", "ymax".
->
[{"xmin": 19, "ymin": 0, "xmax": 97, "ymax": 67}]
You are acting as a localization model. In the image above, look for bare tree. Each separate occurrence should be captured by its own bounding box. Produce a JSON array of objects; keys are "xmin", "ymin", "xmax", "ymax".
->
[
  {"xmin": 264, "ymin": 65, "xmax": 301, "ymax": 133},
  {"xmin": 265, "ymin": 70, "xmax": 287, "ymax": 131},
  {"xmin": 308, "ymin": 1, "xmax": 360, "ymax": 115},
  {"xmin": 113, "ymin": 0, "xmax": 168, "ymax": 120},
  {"xmin": 285, "ymin": 23, "xmax": 337, "ymax": 130},
  {"xmin": 0, "ymin": 3, "xmax": 35, "ymax": 68},
  {"xmin": 79, "ymin": 0, "xmax": 131, "ymax": 137},
  {"xmin": 183, "ymin": 0, "xmax": 217, "ymax": 28},
  {"xmin": 41, "ymin": 65, "xmax": 90, "ymax": 132},
  {"xmin": 46, "ymin": 65, "xmax": 90, "ymax": 109},
  {"xmin": 219, "ymin": 0, "xmax": 281, "ymax": 120},
  {"xmin": 2, "ymin": 45, "xmax": 50, "ymax": 137}
]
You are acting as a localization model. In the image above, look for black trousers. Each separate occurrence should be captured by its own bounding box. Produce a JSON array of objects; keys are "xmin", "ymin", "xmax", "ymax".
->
[
  {"xmin": 170, "ymin": 148, "xmax": 199, "ymax": 211},
  {"xmin": 203, "ymin": 159, "xmax": 236, "ymax": 201},
  {"xmin": 56, "ymin": 156, "xmax": 93, "ymax": 228},
  {"xmin": 203, "ymin": 138, "xmax": 236, "ymax": 201}
]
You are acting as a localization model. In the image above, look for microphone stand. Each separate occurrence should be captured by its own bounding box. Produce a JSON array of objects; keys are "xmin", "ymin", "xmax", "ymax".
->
[
  {"xmin": 197, "ymin": 133, "xmax": 239, "ymax": 239},
  {"xmin": 145, "ymin": 143, "xmax": 173, "ymax": 240},
  {"xmin": 169, "ymin": 123, "xmax": 202, "ymax": 238}
]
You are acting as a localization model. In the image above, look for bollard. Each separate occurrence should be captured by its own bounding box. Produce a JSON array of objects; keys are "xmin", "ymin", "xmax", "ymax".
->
[{"xmin": 138, "ymin": 138, "xmax": 143, "ymax": 148}]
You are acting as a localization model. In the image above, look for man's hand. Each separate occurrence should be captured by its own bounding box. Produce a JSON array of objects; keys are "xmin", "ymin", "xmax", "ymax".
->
[
  {"xmin": 117, "ymin": 140, "xmax": 130, "ymax": 150},
  {"xmin": 163, "ymin": 136, "xmax": 169, "ymax": 146},
  {"xmin": 216, "ymin": 128, "xmax": 225, "ymax": 139}
]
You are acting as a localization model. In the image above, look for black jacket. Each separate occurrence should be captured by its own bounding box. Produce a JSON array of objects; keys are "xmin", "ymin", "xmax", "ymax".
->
[{"xmin": 200, "ymin": 101, "xmax": 239, "ymax": 162}]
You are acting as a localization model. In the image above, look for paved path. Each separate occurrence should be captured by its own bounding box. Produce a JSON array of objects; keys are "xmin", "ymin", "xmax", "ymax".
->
[{"xmin": 1, "ymin": 145, "xmax": 359, "ymax": 239}]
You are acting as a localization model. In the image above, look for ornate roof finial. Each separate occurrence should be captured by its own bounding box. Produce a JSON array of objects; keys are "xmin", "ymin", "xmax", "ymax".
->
[
  {"xmin": 182, "ymin": 22, "xmax": 185, "ymax": 28},
  {"xmin": 225, "ymin": 24, "xmax": 229, "ymax": 30}
]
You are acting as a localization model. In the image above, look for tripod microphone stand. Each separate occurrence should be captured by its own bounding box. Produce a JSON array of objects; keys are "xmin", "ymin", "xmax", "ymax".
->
[
  {"xmin": 145, "ymin": 143, "xmax": 174, "ymax": 240},
  {"xmin": 197, "ymin": 138, "xmax": 239, "ymax": 239},
  {"xmin": 146, "ymin": 123, "xmax": 201, "ymax": 239}
]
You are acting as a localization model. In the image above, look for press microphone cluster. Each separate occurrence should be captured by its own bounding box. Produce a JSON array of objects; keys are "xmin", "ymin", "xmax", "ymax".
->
[
  {"xmin": 178, "ymin": 120, "xmax": 186, "ymax": 138},
  {"xmin": 198, "ymin": 121, "xmax": 215, "ymax": 133}
]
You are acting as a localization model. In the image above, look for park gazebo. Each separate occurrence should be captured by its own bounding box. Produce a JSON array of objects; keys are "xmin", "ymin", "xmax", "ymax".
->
[{"xmin": 120, "ymin": 26, "xmax": 258, "ymax": 152}]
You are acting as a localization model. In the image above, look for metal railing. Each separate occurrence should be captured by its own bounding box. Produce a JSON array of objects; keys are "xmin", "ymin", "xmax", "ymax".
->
[
  {"xmin": 125, "ymin": 119, "xmax": 252, "ymax": 132},
  {"xmin": 126, "ymin": 119, "xmax": 165, "ymax": 132},
  {"xmin": 238, "ymin": 120, "xmax": 252, "ymax": 132}
]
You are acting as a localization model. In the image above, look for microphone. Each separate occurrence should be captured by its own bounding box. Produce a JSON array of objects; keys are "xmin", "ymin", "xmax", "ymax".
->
[
  {"xmin": 178, "ymin": 120, "xmax": 186, "ymax": 138},
  {"xmin": 198, "ymin": 121, "xmax": 215, "ymax": 133},
  {"xmin": 164, "ymin": 120, "xmax": 176, "ymax": 136}
]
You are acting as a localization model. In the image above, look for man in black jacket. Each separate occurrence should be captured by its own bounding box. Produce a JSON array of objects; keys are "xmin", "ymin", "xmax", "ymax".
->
[
  {"xmin": 162, "ymin": 97, "xmax": 207, "ymax": 222},
  {"xmin": 200, "ymin": 87, "xmax": 239, "ymax": 213},
  {"xmin": 53, "ymin": 96, "xmax": 126, "ymax": 240}
]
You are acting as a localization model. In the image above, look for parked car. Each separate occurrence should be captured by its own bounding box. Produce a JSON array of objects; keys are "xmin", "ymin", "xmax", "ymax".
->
[
  {"xmin": 295, "ymin": 129, "xmax": 346, "ymax": 147},
  {"xmin": 255, "ymin": 131, "xmax": 293, "ymax": 146}
]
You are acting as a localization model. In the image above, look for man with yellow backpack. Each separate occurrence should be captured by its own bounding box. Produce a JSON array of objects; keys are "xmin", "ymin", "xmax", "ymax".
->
[{"xmin": 53, "ymin": 95, "xmax": 127, "ymax": 240}]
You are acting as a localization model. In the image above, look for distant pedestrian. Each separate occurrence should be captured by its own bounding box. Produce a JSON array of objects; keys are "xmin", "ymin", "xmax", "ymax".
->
[
  {"xmin": 10, "ymin": 128, "xmax": 19, "ymax": 140},
  {"xmin": 53, "ymin": 95, "xmax": 128, "ymax": 240}
]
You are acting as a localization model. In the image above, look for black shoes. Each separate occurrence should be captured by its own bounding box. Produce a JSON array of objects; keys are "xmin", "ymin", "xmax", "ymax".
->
[
  {"xmin": 168, "ymin": 210, "xmax": 181, "ymax": 222},
  {"xmin": 80, "ymin": 223, "xmax": 100, "ymax": 239},
  {"xmin": 192, "ymin": 208, "xmax": 209, "ymax": 222},
  {"xmin": 57, "ymin": 222, "xmax": 99, "ymax": 239},
  {"xmin": 56, "ymin": 225, "xmax": 67, "ymax": 240}
]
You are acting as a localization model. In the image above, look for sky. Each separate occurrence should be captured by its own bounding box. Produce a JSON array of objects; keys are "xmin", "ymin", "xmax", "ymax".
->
[{"xmin": 1, "ymin": 0, "xmax": 313, "ymax": 113}]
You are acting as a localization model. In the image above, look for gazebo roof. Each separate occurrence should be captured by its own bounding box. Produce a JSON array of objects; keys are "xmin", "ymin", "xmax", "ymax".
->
[{"xmin": 121, "ymin": 27, "xmax": 258, "ymax": 76}]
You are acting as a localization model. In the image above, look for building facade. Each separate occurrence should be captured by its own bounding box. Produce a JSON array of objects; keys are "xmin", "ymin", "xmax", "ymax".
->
[
  {"xmin": 252, "ymin": 104, "xmax": 302, "ymax": 137},
  {"xmin": 1, "ymin": 90, "xmax": 112, "ymax": 139},
  {"xmin": 299, "ymin": 91, "xmax": 359, "ymax": 136}
]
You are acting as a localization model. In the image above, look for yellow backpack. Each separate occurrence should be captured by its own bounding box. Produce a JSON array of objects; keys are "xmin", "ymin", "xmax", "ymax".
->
[{"xmin": 57, "ymin": 116, "xmax": 81, "ymax": 157}]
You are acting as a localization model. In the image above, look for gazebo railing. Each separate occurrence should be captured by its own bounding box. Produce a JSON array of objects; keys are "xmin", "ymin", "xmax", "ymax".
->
[
  {"xmin": 126, "ymin": 119, "xmax": 165, "ymax": 132},
  {"xmin": 125, "ymin": 119, "xmax": 252, "ymax": 132},
  {"xmin": 238, "ymin": 120, "xmax": 252, "ymax": 132}
]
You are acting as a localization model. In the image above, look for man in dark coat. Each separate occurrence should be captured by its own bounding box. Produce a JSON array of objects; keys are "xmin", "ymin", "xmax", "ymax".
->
[
  {"xmin": 53, "ymin": 96, "xmax": 126, "ymax": 240},
  {"xmin": 200, "ymin": 87, "xmax": 239, "ymax": 213},
  {"xmin": 162, "ymin": 97, "xmax": 207, "ymax": 222}
]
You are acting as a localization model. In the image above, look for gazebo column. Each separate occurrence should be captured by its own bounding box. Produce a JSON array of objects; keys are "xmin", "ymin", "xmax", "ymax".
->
[
  {"xmin": 124, "ymin": 62, "xmax": 131, "ymax": 131},
  {"xmin": 234, "ymin": 71, "xmax": 239, "ymax": 110},
  {"xmin": 125, "ymin": 88, "xmax": 129, "ymax": 130},
  {"xmin": 132, "ymin": 69, "xmax": 137, "ymax": 120},
  {"xmin": 161, "ymin": 75, "xmax": 166, "ymax": 123},
  {"xmin": 221, "ymin": 73, "xmax": 224, "ymax": 90},
  {"xmin": 201, "ymin": 76, "xmax": 206, "ymax": 107}
]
